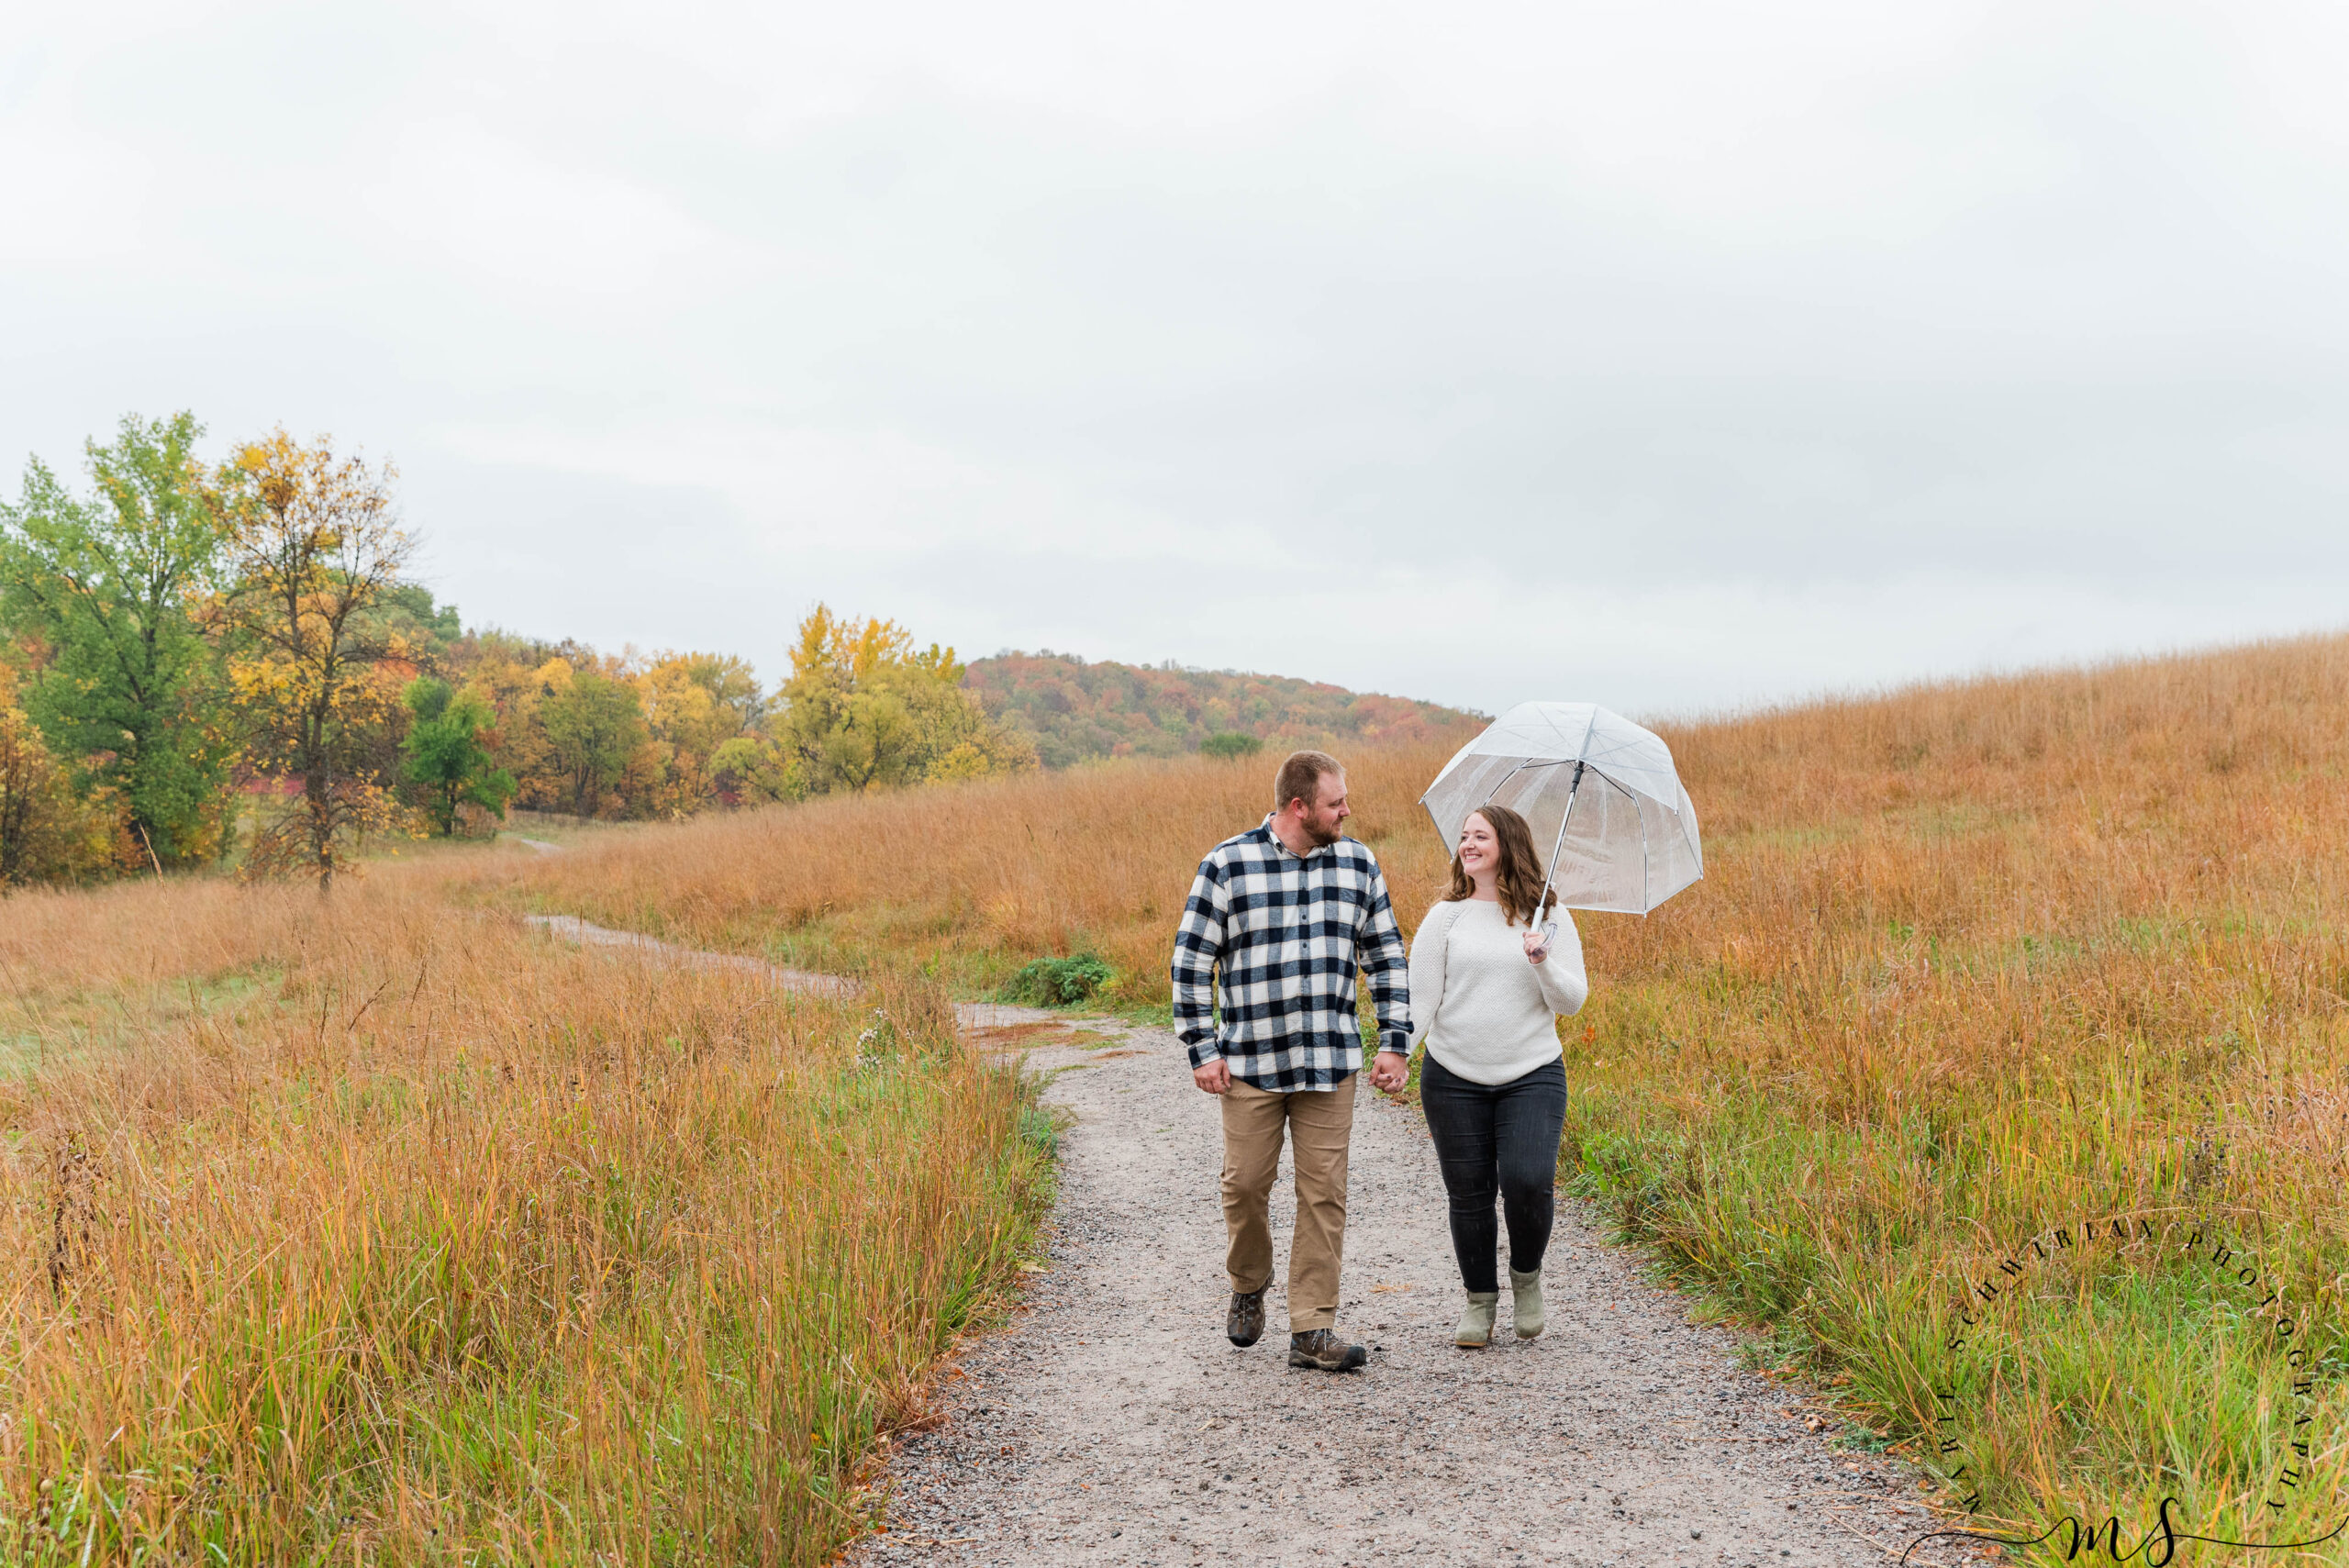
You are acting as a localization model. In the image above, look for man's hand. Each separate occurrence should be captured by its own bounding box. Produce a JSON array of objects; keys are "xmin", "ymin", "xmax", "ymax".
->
[
  {"xmin": 1368, "ymin": 1050, "xmax": 1409, "ymax": 1094},
  {"xmin": 1193, "ymin": 1058, "xmax": 1232, "ymax": 1095}
]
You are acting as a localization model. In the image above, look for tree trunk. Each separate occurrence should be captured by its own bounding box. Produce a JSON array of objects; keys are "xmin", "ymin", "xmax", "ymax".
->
[
  {"xmin": 0, "ymin": 755, "xmax": 25, "ymax": 887},
  {"xmin": 300, "ymin": 695, "xmax": 334, "ymax": 892},
  {"xmin": 307, "ymin": 763, "xmax": 333, "ymax": 893}
]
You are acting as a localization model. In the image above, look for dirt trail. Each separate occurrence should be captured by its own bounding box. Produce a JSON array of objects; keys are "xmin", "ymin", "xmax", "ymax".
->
[
  {"xmin": 526, "ymin": 914, "xmax": 1950, "ymax": 1565},
  {"xmin": 523, "ymin": 913, "xmax": 1041, "ymax": 1026},
  {"xmin": 854, "ymin": 1019, "xmax": 1951, "ymax": 1568}
]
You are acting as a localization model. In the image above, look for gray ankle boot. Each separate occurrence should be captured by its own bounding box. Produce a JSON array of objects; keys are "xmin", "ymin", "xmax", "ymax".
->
[
  {"xmin": 1455, "ymin": 1290, "xmax": 1500, "ymax": 1348},
  {"xmin": 1509, "ymin": 1267, "xmax": 1545, "ymax": 1339}
]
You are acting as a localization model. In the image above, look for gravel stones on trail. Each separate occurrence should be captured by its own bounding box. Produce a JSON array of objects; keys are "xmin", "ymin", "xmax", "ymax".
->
[{"xmin": 851, "ymin": 1024, "xmax": 1949, "ymax": 1567}]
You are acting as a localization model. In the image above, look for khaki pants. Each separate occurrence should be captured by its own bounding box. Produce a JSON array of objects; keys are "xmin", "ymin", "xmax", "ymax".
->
[{"xmin": 1219, "ymin": 1074, "xmax": 1357, "ymax": 1332}]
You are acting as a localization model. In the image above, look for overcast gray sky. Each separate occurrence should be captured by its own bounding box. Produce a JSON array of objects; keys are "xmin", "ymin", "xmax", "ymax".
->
[{"xmin": 6, "ymin": 1, "xmax": 2347, "ymax": 718}]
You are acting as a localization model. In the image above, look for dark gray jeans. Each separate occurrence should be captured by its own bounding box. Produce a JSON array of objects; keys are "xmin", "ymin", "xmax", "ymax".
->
[{"xmin": 1419, "ymin": 1053, "xmax": 1567, "ymax": 1294}]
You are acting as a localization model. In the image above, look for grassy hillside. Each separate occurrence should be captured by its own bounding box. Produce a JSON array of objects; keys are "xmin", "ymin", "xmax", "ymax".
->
[
  {"xmin": 518, "ymin": 631, "xmax": 2349, "ymax": 1547},
  {"xmin": 0, "ymin": 865, "xmax": 1048, "ymax": 1563},
  {"xmin": 963, "ymin": 650, "xmax": 1478, "ymax": 768},
  {"xmin": 506, "ymin": 733, "xmax": 1473, "ymax": 1001}
]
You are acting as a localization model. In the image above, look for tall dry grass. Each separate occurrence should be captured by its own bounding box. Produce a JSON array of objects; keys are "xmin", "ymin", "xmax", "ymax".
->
[
  {"xmin": 510, "ymin": 633, "xmax": 2349, "ymax": 1543},
  {"xmin": 0, "ymin": 869, "xmax": 1047, "ymax": 1562},
  {"xmin": 1576, "ymin": 634, "xmax": 2349, "ymax": 1540},
  {"xmin": 505, "ymin": 740, "xmax": 1477, "ymax": 1003}
]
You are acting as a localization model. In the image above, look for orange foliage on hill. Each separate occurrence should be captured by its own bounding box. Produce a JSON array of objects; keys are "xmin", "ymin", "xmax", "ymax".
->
[{"xmin": 963, "ymin": 651, "xmax": 1478, "ymax": 768}]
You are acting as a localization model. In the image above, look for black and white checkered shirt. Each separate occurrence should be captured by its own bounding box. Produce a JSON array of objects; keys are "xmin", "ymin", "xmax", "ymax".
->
[{"xmin": 1171, "ymin": 817, "xmax": 1411, "ymax": 1091}]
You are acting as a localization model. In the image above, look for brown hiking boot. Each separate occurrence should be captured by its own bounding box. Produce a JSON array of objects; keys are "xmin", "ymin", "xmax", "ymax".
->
[
  {"xmin": 1287, "ymin": 1329, "xmax": 1368, "ymax": 1372},
  {"xmin": 1226, "ymin": 1289, "xmax": 1265, "ymax": 1347}
]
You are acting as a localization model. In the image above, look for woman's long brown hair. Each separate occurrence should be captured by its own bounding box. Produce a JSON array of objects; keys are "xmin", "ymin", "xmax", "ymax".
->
[{"xmin": 1440, "ymin": 804, "xmax": 1557, "ymax": 927}]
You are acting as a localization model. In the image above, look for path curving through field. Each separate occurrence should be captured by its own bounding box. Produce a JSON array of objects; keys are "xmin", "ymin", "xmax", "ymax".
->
[
  {"xmin": 525, "ymin": 912, "xmax": 1951, "ymax": 1566},
  {"xmin": 521, "ymin": 913, "xmax": 1044, "ymax": 1028}
]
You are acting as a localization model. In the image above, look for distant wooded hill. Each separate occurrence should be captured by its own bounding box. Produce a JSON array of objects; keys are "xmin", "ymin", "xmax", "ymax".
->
[{"xmin": 963, "ymin": 651, "xmax": 1481, "ymax": 769}]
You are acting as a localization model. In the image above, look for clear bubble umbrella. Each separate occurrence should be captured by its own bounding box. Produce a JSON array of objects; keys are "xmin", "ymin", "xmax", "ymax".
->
[{"xmin": 1419, "ymin": 701, "xmax": 1703, "ymax": 918}]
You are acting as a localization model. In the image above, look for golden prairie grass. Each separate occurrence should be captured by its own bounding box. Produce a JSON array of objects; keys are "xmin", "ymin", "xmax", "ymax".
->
[
  {"xmin": 512, "ymin": 633, "xmax": 2349, "ymax": 1550},
  {"xmin": 0, "ymin": 869, "xmax": 1047, "ymax": 1563},
  {"xmin": 505, "ymin": 740, "xmax": 1478, "ymax": 1004},
  {"xmin": 1580, "ymin": 634, "xmax": 2349, "ymax": 1543}
]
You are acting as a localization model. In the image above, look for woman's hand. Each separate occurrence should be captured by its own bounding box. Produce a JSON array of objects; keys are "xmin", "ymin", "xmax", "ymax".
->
[
  {"xmin": 1368, "ymin": 1050, "xmax": 1409, "ymax": 1094},
  {"xmin": 1523, "ymin": 926, "xmax": 1551, "ymax": 964}
]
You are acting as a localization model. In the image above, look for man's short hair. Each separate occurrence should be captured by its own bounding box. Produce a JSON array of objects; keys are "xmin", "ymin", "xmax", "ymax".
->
[{"xmin": 1274, "ymin": 750, "xmax": 1344, "ymax": 812}]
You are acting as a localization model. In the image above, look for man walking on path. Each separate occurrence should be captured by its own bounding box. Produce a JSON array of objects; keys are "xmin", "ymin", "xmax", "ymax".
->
[{"xmin": 1173, "ymin": 750, "xmax": 1412, "ymax": 1372}]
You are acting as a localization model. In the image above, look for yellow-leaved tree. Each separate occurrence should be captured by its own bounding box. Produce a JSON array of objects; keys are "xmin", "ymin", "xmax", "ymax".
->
[
  {"xmin": 634, "ymin": 651, "xmax": 765, "ymax": 816},
  {"xmin": 214, "ymin": 431, "xmax": 417, "ymax": 891},
  {"xmin": 0, "ymin": 664, "xmax": 137, "ymax": 884},
  {"xmin": 751, "ymin": 606, "xmax": 1035, "ymax": 797}
]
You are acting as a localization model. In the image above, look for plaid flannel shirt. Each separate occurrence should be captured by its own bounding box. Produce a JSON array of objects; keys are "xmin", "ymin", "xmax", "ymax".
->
[{"xmin": 1170, "ymin": 817, "xmax": 1411, "ymax": 1091}]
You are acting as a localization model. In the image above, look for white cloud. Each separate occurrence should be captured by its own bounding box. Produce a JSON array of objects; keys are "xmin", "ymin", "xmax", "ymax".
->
[
  {"xmin": 5, "ymin": 0, "xmax": 2348, "ymax": 716},
  {"xmin": 361, "ymin": 118, "xmax": 729, "ymax": 300}
]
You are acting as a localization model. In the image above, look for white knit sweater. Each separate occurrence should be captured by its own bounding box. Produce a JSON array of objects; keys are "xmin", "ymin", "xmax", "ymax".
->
[{"xmin": 1404, "ymin": 898, "xmax": 1588, "ymax": 1085}]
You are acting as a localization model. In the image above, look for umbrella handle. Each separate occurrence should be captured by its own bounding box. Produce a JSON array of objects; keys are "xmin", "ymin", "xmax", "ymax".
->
[{"xmin": 1534, "ymin": 762, "xmax": 1585, "ymax": 918}]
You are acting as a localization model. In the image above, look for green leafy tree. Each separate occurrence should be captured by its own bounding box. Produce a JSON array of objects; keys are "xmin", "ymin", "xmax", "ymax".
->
[
  {"xmin": 402, "ymin": 677, "xmax": 515, "ymax": 835},
  {"xmin": 541, "ymin": 670, "xmax": 645, "ymax": 817},
  {"xmin": 0, "ymin": 412, "xmax": 236, "ymax": 865},
  {"xmin": 373, "ymin": 584, "xmax": 463, "ymax": 656},
  {"xmin": 707, "ymin": 734, "xmax": 802, "ymax": 805}
]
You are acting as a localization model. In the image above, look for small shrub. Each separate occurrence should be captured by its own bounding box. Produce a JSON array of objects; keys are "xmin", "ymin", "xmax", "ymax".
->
[
  {"xmin": 1001, "ymin": 952, "xmax": 1115, "ymax": 1006},
  {"xmin": 1198, "ymin": 731, "xmax": 1263, "ymax": 761},
  {"xmin": 1019, "ymin": 1103, "xmax": 1062, "ymax": 1159}
]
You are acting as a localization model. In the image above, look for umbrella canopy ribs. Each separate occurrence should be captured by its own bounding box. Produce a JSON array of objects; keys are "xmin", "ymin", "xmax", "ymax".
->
[{"xmin": 1419, "ymin": 701, "xmax": 1704, "ymax": 917}]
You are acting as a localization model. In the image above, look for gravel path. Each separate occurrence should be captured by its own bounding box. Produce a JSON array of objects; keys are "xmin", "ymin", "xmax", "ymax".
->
[
  {"xmin": 523, "ymin": 914, "xmax": 1954, "ymax": 1565},
  {"xmin": 524, "ymin": 915, "xmax": 1044, "ymax": 1028},
  {"xmin": 523, "ymin": 913, "xmax": 857, "ymax": 994},
  {"xmin": 852, "ymin": 1019, "xmax": 1954, "ymax": 1568}
]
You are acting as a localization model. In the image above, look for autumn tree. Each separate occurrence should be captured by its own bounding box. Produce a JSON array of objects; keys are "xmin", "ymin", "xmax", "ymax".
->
[
  {"xmin": 0, "ymin": 412, "xmax": 237, "ymax": 864},
  {"xmin": 769, "ymin": 605, "xmax": 1036, "ymax": 795},
  {"xmin": 0, "ymin": 667, "xmax": 131, "ymax": 886},
  {"xmin": 631, "ymin": 651, "xmax": 764, "ymax": 815},
  {"xmin": 540, "ymin": 667, "xmax": 645, "ymax": 818},
  {"xmin": 427, "ymin": 632, "xmax": 563, "ymax": 810},
  {"xmin": 215, "ymin": 431, "xmax": 417, "ymax": 890},
  {"xmin": 707, "ymin": 733, "xmax": 800, "ymax": 805},
  {"xmin": 402, "ymin": 677, "xmax": 514, "ymax": 835},
  {"xmin": 641, "ymin": 652, "xmax": 763, "ymax": 748}
]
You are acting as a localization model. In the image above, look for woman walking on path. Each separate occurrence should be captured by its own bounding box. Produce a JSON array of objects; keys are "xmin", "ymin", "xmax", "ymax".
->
[{"xmin": 1400, "ymin": 804, "xmax": 1587, "ymax": 1348}]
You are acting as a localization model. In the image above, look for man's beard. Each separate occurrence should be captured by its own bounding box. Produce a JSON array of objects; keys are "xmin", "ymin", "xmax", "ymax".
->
[{"xmin": 1302, "ymin": 815, "xmax": 1341, "ymax": 848}]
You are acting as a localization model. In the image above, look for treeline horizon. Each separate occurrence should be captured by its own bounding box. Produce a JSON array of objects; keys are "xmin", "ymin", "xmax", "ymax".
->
[
  {"xmin": 0, "ymin": 413, "xmax": 1041, "ymax": 888},
  {"xmin": 0, "ymin": 412, "xmax": 1475, "ymax": 893}
]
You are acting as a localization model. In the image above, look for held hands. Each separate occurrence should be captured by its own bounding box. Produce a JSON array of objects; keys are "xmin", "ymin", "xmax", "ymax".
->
[{"xmin": 1199, "ymin": 1053, "xmax": 1410, "ymax": 1095}]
